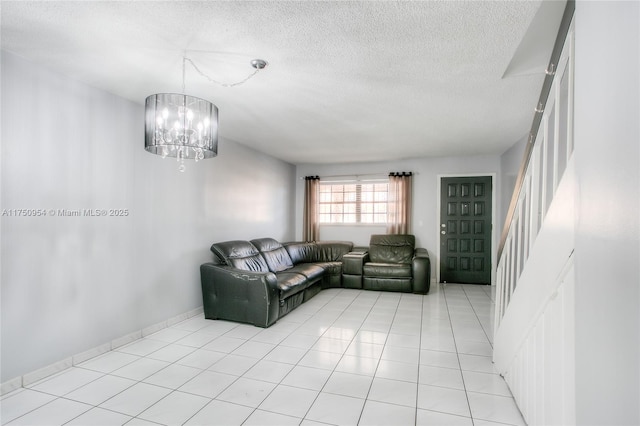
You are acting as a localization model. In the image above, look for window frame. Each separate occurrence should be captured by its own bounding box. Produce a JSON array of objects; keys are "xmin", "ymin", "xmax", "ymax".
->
[{"xmin": 318, "ymin": 180, "xmax": 389, "ymax": 225}]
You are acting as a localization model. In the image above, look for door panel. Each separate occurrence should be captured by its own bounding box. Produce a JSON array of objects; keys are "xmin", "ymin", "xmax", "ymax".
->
[{"xmin": 440, "ymin": 176, "xmax": 492, "ymax": 284}]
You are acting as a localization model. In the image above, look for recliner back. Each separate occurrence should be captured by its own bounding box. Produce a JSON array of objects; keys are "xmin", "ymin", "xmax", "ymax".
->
[
  {"xmin": 250, "ymin": 238, "xmax": 294, "ymax": 272},
  {"xmin": 368, "ymin": 234, "xmax": 415, "ymax": 264},
  {"xmin": 315, "ymin": 241, "xmax": 354, "ymax": 262},
  {"xmin": 284, "ymin": 242, "xmax": 317, "ymax": 264},
  {"xmin": 210, "ymin": 240, "xmax": 270, "ymax": 272},
  {"xmin": 284, "ymin": 241, "xmax": 354, "ymax": 264}
]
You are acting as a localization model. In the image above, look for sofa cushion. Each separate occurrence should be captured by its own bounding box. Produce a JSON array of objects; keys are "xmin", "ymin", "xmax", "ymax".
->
[
  {"xmin": 287, "ymin": 263, "xmax": 325, "ymax": 282},
  {"xmin": 275, "ymin": 272, "xmax": 308, "ymax": 299},
  {"xmin": 251, "ymin": 238, "xmax": 294, "ymax": 272},
  {"xmin": 363, "ymin": 262, "xmax": 412, "ymax": 278},
  {"xmin": 368, "ymin": 234, "xmax": 415, "ymax": 264},
  {"xmin": 210, "ymin": 240, "xmax": 269, "ymax": 273},
  {"xmin": 314, "ymin": 261, "xmax": 343, "ymax": 276}
]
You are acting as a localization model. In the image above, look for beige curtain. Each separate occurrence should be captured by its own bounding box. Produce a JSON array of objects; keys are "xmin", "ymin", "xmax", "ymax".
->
[
  {"xmin": 303, "ymin": 176, "xmax": 320, "ymax": 242},
  {"xmin": 387, "ymin": 172, "xmax": 412, "ymax": 234}
]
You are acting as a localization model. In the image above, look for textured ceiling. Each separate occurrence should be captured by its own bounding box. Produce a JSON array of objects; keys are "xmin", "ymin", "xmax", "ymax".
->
[{"xmin": 1, "ymin": 1, "xmax": 565, "ymax": 165}]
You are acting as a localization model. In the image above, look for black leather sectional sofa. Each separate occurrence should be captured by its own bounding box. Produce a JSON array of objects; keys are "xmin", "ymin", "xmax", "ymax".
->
[{"xmin": 200, "ymin": 236, "xmax": 430, "ymax": 327}]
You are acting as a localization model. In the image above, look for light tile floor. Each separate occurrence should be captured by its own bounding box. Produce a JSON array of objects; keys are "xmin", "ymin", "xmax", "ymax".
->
[{"xmin": 1, "ymin": 284, "xmax": 525, "ymax": 426}]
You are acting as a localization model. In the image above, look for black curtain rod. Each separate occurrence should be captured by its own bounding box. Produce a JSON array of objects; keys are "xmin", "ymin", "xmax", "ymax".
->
[{"xmin": 300, "ymin": 172, "xmax": 416, "ymax": 180}]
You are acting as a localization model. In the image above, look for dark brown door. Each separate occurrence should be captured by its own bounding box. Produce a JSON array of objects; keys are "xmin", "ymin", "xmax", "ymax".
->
[{"xmin": 440, "ymin": 176, "xmax": 492, "ymax": 284}]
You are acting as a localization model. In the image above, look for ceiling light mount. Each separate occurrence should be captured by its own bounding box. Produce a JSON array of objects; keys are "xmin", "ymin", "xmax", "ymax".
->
[{"xmin": 251, "ymin": 59, "xmax": 268, "ymax": 70}]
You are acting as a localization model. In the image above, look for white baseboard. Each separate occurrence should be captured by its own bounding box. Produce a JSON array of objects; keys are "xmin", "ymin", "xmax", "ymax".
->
[
  {"xmin": 22, "ymin": 357, "xmax": 73, "ymax": 387},
  {"xmin": 168, "ymin": 311, "xmax": 192, "ymax": 327},
  {"xmin": 111, "ymin": 330, "xmax": 143, "ymax": 350},
  {"xmin": 0, "ymin": 376, "xmax": 23, "ymax": 395},
  {"xmin": 72, "ymin": 343, "xmax": 112, "ymax": 366},
  {"xmin": 142, "ymin": 320, "xmax": 168, "ymax": 337},
  {"xmin": 1, "ymin": 305, "xmax": 204, "ymax": 396}
]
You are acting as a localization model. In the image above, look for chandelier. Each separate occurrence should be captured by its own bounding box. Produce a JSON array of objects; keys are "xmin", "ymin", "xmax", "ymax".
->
[
  {"xmin": 145, "ymin": 93, "xmax": 218, "ymax": 171},
  {"xmin": 145, "ymin": 56, "xmax": 267, "ymax": 172}
]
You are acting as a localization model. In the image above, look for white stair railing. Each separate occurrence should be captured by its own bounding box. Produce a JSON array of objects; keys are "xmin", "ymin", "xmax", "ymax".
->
[
  {"xmin": 495, "ymin": 7, "xmax": 575, "ymax": 331},
  {"xmin": 493, "ymin": 2, "xmax": 576, "ymax": 424}
]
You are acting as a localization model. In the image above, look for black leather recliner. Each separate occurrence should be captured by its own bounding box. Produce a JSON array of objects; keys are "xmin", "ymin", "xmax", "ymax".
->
[{"xmin": 362, "ymin": 234, "xmax": 431, "ymax": 294}]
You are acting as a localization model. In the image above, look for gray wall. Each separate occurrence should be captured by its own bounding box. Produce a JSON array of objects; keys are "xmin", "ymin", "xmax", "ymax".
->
[
  {"xmin": 574, "ymin": 2, "xmax": 640, "ymax": 424},
  {"xmin": 296, "ymin": 154, "xmax": 502, "ymax": 282},
  {"xmin": 0, "ymin": 51, "xmax": 296, "ymax": 382}
]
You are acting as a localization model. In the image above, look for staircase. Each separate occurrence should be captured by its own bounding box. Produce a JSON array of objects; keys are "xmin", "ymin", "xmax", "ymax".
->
[{"xmin": 493, "ymin": 2, "xmax": 576, "ymax": 424}]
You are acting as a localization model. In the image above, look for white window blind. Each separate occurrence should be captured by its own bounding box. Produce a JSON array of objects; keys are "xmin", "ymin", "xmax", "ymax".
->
[{"xmin": 319, "ymin": 181, "xmax": 389, "ymax": 224}]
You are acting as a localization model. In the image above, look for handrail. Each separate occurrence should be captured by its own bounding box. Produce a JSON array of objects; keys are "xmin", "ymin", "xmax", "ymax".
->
[{"xmin": 497, "ymin": 0, "xmax": 575, "ymax": 259}]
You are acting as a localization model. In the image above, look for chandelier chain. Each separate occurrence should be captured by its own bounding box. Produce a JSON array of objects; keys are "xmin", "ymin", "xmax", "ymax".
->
[
  {"xmin": 184, "ymin": 57, "xmax": 261, "ymax": 88},
  {"xmin": 182, "ymin": 57, "xmax": 186, "ymax": 93}
]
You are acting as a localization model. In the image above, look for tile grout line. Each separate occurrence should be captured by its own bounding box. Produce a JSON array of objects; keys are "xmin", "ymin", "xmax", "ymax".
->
[
  {"xmin": 225, "ymin": 288, "xmax": 354, "ymax": 425},
  {"xmin": 414, "ymin": 291, "xmax": 426, "ymax": 425},
  {"xmin": 65, "ymin": 317, "xmax": 237, "ymax": 425},
  {"xmin": 6, "ymin": 292, "xmax": 330, "ymax": 425},
  {"xmin": 291, "ymin": 289, "xmax": 382, "ymax": 425},
  {"xmin": 236, "ymin": 289, "xmax": 345, "ymax": 424},
  {"xmin": 355, "ymin": 291, "xmax": 395, "ymax": 426},
  {"xmin": 442, "ymin": 284, "xmax": 476, "ymax": 426},
  {"xmin": 90, "ymin": 319, "xmax": 238, "ymax": 423},
  {"xmin": 3, "ymin": 288, "xmax": 515, "ymax": 426},
  {"xmin": 178, "ymin": 295, "xmax": 331, "ymax": 425},
  {"xmin": 460, "ymin": 285, "xmax": 495, "ymax": 349},
  {"xmin": 18, "ymin": 317, "xmax": 240, "ymax": 425}
]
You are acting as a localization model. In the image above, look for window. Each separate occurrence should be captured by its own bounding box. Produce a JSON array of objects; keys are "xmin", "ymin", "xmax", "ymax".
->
[{"xmin": 319, "ymin": 182, "xmax": 388, "ymax": 224}]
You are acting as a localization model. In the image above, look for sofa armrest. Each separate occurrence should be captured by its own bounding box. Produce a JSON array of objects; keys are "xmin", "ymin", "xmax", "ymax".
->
[
  {"xmin": 412, "ymin": 248, "xmax": 431, "ymax": 294},
  {"xmin": 200, "ymin": 263, "xmax": 280, "ymax": 328},
  {"xmin": 342, "ymin": 251, "xmax": 369, "ymax": 275},
  {"xmin": 342, "ymin": 251, "xmax": 369, "ymax": 289}
]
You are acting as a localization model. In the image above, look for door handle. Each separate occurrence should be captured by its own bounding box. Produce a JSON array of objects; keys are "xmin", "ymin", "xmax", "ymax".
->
[{"xmin": 441, "ymin": 230, "xmax": 446, "ymax": 235}]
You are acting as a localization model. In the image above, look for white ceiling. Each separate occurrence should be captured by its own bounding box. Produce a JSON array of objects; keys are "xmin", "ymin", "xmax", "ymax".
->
[{"xmin": 0, "ymin": 1, "xmax": 565, "ymax": 165}]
